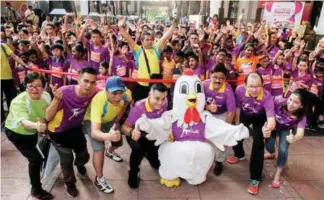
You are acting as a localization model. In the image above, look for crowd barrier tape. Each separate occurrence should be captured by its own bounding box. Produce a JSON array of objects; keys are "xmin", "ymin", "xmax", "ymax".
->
[{"xmin": 30, "ymin": 68, "xmax": 319, "ymax": 84}]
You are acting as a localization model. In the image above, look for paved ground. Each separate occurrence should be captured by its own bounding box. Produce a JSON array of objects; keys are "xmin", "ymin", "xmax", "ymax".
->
[{"xmin": 1, "ymin": 130, "xmax": 324, "ymax": 200}]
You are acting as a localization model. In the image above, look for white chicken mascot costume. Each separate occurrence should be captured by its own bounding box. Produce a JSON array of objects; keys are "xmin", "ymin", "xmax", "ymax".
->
[{"xmin": 136, "ymin": 69, "xmax": 249, "ymax": 187}]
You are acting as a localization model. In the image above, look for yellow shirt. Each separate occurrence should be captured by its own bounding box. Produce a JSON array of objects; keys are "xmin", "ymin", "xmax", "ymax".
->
[
  {"xmin": 133, "ymin": 43, "xmax": 162, "ymax": 87},
  {"xmin": 1, "ymin": 44, "xmax": 13, "ymax": 80},
  {"xmin": 161, "ymin": 58, "xmax": 176, "ymax": 88},
  {"xmin": 89, "ymin": 89, "xmax": 132, "ymax": 123}
]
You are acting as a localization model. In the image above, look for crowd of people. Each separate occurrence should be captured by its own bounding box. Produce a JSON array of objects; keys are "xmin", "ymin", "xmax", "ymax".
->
[{"xmin": 1, "ymin": 4, "xmax": 324, "ymax": 199}]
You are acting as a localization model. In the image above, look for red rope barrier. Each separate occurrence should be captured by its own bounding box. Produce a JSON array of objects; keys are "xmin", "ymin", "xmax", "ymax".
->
[{"xmin": 30, "ymin": 68, "xmax": 318, "ymax": 83}]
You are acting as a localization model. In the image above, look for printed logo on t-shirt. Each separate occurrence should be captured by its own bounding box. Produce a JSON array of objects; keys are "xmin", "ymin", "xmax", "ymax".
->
[
  {"xmin": 116, "ymin": 65, "xmax": 127, "ymax": 77},
  {"xmin": 51, "ymin": 66, "xmax": 63, "ymax": 78},
  {"xmin": 240, "ymin": 62, "xmax": 253, "ymax": 75},
  {"xmin": 69, "ymin": 108, "xmax": 85, "ymax": 121}
]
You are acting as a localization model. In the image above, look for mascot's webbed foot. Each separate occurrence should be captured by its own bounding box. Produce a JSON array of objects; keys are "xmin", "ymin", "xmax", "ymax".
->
[{"xmin": 160, "ymin": 178, "xmax": 181, "ymax": 188}]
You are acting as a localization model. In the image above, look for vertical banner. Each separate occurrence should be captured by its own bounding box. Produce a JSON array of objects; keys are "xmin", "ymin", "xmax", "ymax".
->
[{"xmin": 263, "ymin": 2, "xmax": 305, "ymax": 27}]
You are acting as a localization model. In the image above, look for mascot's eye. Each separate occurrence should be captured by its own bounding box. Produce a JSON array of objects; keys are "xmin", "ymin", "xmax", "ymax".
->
[
  {"xmin": 180, "ymin": 82, "xmax": 189, "ymax": 94},
  {"xmin": 195, "ymin": 81, "xmax": 202, "ymax": 93}
]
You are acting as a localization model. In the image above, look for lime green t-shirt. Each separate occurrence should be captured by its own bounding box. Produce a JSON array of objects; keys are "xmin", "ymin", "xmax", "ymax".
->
[
  {"xmin": 87, "ymin": 89, "xmax": 132, "ymax": 124},
  {"xmin": 5, "ymin": 91, "xmax": 51, "ymax": 135},
  {"xmin": 133, "ymin": 43, "xmax": 162, "ymax": 87}
]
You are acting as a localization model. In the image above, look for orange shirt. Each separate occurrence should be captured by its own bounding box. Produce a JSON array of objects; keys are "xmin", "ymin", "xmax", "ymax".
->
[{"xmin": 234, "ymin": 56, "xmax": 260, "ymax": 86}]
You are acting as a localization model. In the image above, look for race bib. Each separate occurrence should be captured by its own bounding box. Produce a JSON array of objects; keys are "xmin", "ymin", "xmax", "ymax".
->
[
  {"xmin": 240, "ymin": 62, "xmax": 253, "ymax": 75},
  {"xmin": 271, "ymin": 76, "xmax": 283, "ymax": 89},
  {"xmin": 116, "ymin": 65, "xmax": 127, "ymax": 77},
  {"xmin": 51, "ymin": 66, "xmax": 63, "ymax": 78},
  {"xmin": 90, "ymin": 51, "xmax": 101, "ymax": 63},
  {"xmin": 309, "ymin": 84, "xmax": 319, "ymax": 96}
]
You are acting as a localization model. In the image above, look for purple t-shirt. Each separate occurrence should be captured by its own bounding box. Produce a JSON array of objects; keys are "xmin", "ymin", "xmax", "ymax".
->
[
  {"xmin": 235, "ymin": 85, "xmax": 275, "ymax": 117},
  {"xmin": 172, "ymin": 121, "xmax": 205, "ymax": 142},
  {"xmin": 309, "ymin": 78, "xmax": 324, "ymax": 97},
  {"xmin": 47, "ymin": 56, "xmax": 68, "ymax": 88},
  {"xmin": 88, "ymin": 42, "xmax": 109, "ymax": 72},
  {"xmin": 111, "ymin": 56, "xmax": 134, "ymax": 77},
  {"xmin": 126, "ymin": 98, "xmax": 168, "ymax": 127},
  {"xmin": 191, "ymin": 65, "xmax": 205, "ymax": 80},
  {"xmin": 257, "ymin": 65, "xmax": 272, "ymax": 91},
  {"xmin": 274, "ymin": 98, "xmax": 307, "ymax": 130},
  {"xmin": 203, "ymin": 80, "xmax": 236, "ymax": 115},
  {"xmin": 271, "ymin": 65, "xmax": 284, "ymax": 97},
  {"xmin": 48, "ymin": 85, "xmax": 97, "ymax": 132},
  {"xmin": 286, "ymin": 71, "xmax": 312, "ymax": 97},
  {"xmin": 68, "ymin": 58, "xmax": 90, "ymax": 81},
  {"xmin": 204, "ymin": 57, "xmax": 216, "ymax": 78},
  {"xmin": 268, "ymin": 45, "xmax": 280, "ymax": 61}
]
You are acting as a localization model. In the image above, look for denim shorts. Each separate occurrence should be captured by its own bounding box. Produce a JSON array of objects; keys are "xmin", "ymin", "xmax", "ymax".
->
[{"xmin": 82, "ymin": 120, "xmax": 123, "ymax": 152}]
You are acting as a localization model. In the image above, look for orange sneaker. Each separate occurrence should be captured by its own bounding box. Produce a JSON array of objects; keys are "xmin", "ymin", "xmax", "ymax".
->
[
  {"xmin": 227, "ymin": 156, "xmax": 245, "ymax": 164},
  {"xmin": 247, "ymin": 180, "xmax": 259, "ymax": 195}
]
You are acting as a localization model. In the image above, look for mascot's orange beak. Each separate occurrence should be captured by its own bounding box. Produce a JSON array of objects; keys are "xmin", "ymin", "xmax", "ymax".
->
[{"xmin": 186, "ymin": 93, "xmax": 197, "ymax": 108}]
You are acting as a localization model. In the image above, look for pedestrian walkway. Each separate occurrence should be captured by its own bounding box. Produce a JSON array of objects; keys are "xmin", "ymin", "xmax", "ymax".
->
[{"xmin": 1, "ymin": 132, "xmax": 324, "ymax": 200}]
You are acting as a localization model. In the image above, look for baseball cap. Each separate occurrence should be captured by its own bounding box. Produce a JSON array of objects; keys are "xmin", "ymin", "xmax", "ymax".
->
[{"xmin": 105, "ymin": 76, "xmax": 125, "ymax": 93}]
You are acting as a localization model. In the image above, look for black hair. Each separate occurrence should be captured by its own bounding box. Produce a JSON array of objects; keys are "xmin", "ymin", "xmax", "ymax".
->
[
  {"xmin": 46, "ymin": 23, "xmax": 55, "ymax": 29},
  {"xmin": 141, "ymin": 31, "xmax": 153, "ymax": 41},
  {"xmin": 210, "ymin": 63, "xmax": 228, "ymax": 77},
  {"xmin": 79, "ymin": 66, "xmax": 97, "ymax": 76},
  {"xmin": 85, "ymin": 32, "xmax": 91, "ymax": 40},
  {"xmin": 28, "ymin": 49, "xmax": 38, "ymax": 56},
  {"xmin": 217, "ymin": 48, "xmax": 227, "ymax": 55},
  {"xmin": 91, "ymin": 29, "xmax": 102, "ymax": 37},
  {"xmin": 282, "ymin": 89, "xmax": 309, "ymax": 118},
  {"xmin": 72, "ymin": 44, "xmax": 85, "ymax": 55},
  {"xmin": 67, "ymin": 31, "xmax": 76, "ymax": 38},
  {"xmin": 175, "ymin": 50, "xmax": 185, "ymax": 58},
  {"xmin": 149, "ymin": 74, "xmax": 163, "ymax": 89},
  {"xmin": 50, "ymin": 43, "xmax": 64, "ymax": 51},
  {"xmin": 245, "ymin": 72, "xmax": 264, "ymax": 85},
  {"xmin": 24, "ymin": 72, "xmax": 45, "ymax": 87},
  {"xmin": 155, "ymin": 31, "xmax": 162, "ymax": 36},
  {"xmin": 117, "ymin": 40, "xmax": 128, "ymax": 48},
  {"xmin": 19, "ymin": 28, "xmax": 28, "ymax": 35},
  {"xmin": 100, "ymin": 61, "xmax": 109, "ymax": 69},
  {"xmin": 163, "ymin": 46, "xmax": 173, "ymax": 53},
  {"xmin": 171, "ymin": 40, "xmax": 179, "ymax": 46},
  {"xmin": 55, "ymin": 39, "xmax": 63, "ymax": 45},
  {"xmin": 190, "ymin": 32, "xmax": 198, "ymax": 37},
  {"xmin": 150, "ymin": 83, "xmax": 168, "ymax": 93},
  {"xmin": 187, "ymin": 51, "xmax": 198, "ymax": 61}
]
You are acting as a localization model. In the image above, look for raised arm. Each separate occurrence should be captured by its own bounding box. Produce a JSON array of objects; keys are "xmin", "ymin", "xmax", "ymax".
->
[
  {"xmin": 118, "ymin": 17, "xmax": 136, "ymax": 50},
  {"xmin": 158, "ymin": 19, "xmax": 177, "ymax": 49}
]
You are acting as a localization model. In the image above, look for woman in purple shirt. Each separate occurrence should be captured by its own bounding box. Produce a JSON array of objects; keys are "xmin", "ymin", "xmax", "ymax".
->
[
  {"xmin": 264, "ymin": 89, "xmax": 308, "ymax": 188},
  {"xmin": 68, "ymin": 44, "xmax": 90, "ymax": 84}
]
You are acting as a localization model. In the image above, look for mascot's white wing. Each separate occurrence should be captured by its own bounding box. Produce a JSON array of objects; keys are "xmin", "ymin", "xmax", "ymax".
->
[
  {"xmin": 203, "ymin": 111, "xmax": 249, "ymax": 151},
  {"xmin": 135, "ymin": 111, "xmax": 175, "ymax": 146}
]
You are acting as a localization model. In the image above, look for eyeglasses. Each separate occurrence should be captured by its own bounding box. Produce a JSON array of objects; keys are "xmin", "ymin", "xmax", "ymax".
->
[
  {"xmin": 26, "ymin": 84, "xmax": 43, "ymax": 90},
  {"xmin": 191, "ymin": 37, "xmax": 198, "ymax": 40},
  {"xmin": 246, "ymin": 85, "xmax": 262, "ymax": 89},
  {"xmin": 212, "ymin": 76, "xmax": 226, "ymax": 81}
]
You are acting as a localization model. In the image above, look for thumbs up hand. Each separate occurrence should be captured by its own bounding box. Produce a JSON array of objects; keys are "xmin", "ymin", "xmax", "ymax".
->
[
  {"xmin": 131, "ymin": 124, "xmax": 141, "ymax": 141},
  {"xmin": 36, "ymin": 118, "xmax": 46, "ymax": 133},
  {"xmin": 109, "ymin": 123, "xmax": 121, "ymax": 142},
  {"xmin": 286, "ymin": 129, "xmax": 295, "ymax": 144},
  {"xmin": 262, "ymin": 122, "xmax": 272, "ymax": 138}
]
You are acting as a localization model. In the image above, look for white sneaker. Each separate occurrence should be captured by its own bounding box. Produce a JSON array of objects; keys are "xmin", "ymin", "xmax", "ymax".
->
[
  {"xmin": 105, "ymin": 150, "xmax": 123, "ymax": 162},
  {"xmin": 94, "ymin": 176, "xmax": 114, "ymax": 194}
]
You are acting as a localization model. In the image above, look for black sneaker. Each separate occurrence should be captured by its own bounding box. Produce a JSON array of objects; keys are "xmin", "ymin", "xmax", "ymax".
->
[
  {"xmin": 31, "ymin": 189, "xmax": 54, "ymax": 200},
  {"xmin": 128, "ymin": 171, "xmax": 140, "ymax": 189},
  {"xmin": 94, "ymin": 176, "xmax": 114, "ymax": 194},
  {"xmin": 213, "ymin": 162, "xmax": 223, "ymax": 176},
  {"xmin": 77, "ymin": 165, "xmax": 87, "ymax": 175},
  {"xmin": 65, "ymin": 184, "xmax": 79, "ymax": 197}
]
